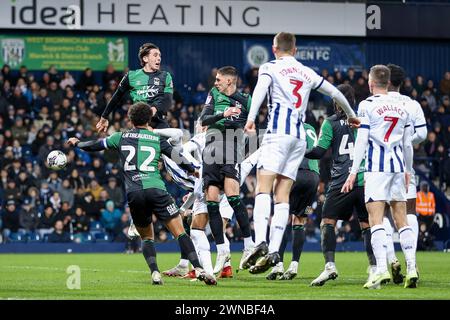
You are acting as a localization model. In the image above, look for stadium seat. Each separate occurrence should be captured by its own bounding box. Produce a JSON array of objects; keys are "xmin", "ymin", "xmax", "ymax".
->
[
  {"xmin": 8, "ymin": 233, "xmax": 27, "ymax": 243},
  {"xmin": 27, "ymin": 232, "xmax": 43, "ymax": 243},
  {"xmin": 89, "ymin": 221, "xmax": 104, "ymax": 232},
  {"xmin": 93, "ymin": 232, "xmax": 111, "ymax": 243},
  {"xmin": 80, "ymin": 232, "xmax": 95, "ymax": 243}
]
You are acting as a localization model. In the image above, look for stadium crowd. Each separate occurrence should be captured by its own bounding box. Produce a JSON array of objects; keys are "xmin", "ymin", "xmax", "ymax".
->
[{"xmin": 0, "ymin": 63, "xmax": 448, "ymax": 249}]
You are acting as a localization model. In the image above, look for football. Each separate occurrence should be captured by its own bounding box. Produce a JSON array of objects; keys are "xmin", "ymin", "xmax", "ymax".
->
[{"xmin": 46, "ymin": 150, "xmax": 67, "ymax": 170}]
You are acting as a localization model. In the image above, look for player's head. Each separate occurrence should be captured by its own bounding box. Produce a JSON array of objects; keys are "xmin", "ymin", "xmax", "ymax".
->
[
  {"xmin": 139, "ymin": 43, "xmax": 161, "ymax": 70},
  {"xmin": 368, "ymin": 65, "xmax": 390, "ymax": 93},
  {"xmin": 215, "ymin": 66, "xmax": 238, "ymax": 94},
  {"xmin": 273, "ymin": 32, "xmax": 297, "ymax": 58},
  {"xmin": 334, "ymin": 84, "xmax": 355, "ymax": 116},
  {"xmin": 387, "ymin": 63, "xmax": 406, "ymax": 91},
  {"xmin": 128, "ymin": 102, "xmax": 153, "ymax": 127}
]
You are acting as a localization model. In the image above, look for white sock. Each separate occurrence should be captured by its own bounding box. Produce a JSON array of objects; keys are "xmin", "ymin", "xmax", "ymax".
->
[
  {"xmin": 383, "ymin": 217, "xmax": 397, "ymax": 264},
  {"xmin": 399, "ymin": 226, "xmax": 417, "ymax": 273},
  {"xmin": 268, "ymin": 203, "xmax": 290, "ymax": 254},
  {"xmin": 289, "ymin": 261, "xmax": 298, "ymax": 271},
  {"xmin": 407, "ymin": 214, "xmax": 419, "ymax": 252},
  {"xmin": 190, "ymin": 229, "xmax": 213, "ymax": 275},
  {"xmin": 216, "ymin": 243, "xmax": 229, "ymax": 255},
  {"xmin": 224, "ymin": 260, "xmax": 231, "ymax": 268},
  {"xmin": 179, "ymin": 259, "xmax": 189, "ymax": 268},
  {"xmin": 243, "ymin": 236, "xmax": 254, "ymax": 250},
  {"xmin": 371, "ymin": 224, "xmax": 388, "ymax": 274},
  {"xmin": 223, "ymin": 233, "xmax": 230, "ymax": 252},
  {"xmin": 253, "ymin": 193, "xmax": 272, "ymax": 245}
]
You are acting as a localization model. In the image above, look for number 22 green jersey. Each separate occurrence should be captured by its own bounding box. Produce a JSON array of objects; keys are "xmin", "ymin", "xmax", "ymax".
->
[{"xmin": 105, "ymin": 128, "xmax": 166, "ymax": 194}]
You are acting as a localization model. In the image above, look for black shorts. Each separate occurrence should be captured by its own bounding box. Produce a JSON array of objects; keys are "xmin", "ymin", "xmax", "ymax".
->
[
  {"xmin": 322, "ymin": 186, "xmax": 368, "ymax": 223},
  {"xmin": 127, "ymin": 188, "xmax": 179, "ymax": 228},
  {"xmin": 289, "ymin": 169, "xmax": 320, "ymax": 217},
  {"xmin": 202, "ymin": 137, "xmax": 241, "ymax": 189},
  {"xmin": 202, "ymin": 163, "xmax": 240, "ymax": 190}
]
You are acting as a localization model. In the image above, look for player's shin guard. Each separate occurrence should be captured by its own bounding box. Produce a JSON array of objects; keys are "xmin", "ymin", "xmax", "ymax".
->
[
  {"xmin": 292, "ymin": 225, "xmax": 306, "ymax": 262},
  {"xmin": 268, "ymin": 203, "xmax": 290, "ymax": 254},
  {"xmin": 177, "ymin": 233, "xmax": 202, "ymax": 269},
  {"xmin": 383, "ymin": 217, "xmax": 397, "ymax": 264},
  {"xmin": 254, "ymin": 193, "xmax": 271, "ymax": 246},
  {"xmin": 227, "ymin": 195, "xmax": 251, "ymax": 238},
  {"xmin": 191, "ymin": 228, "xmax": 213, "ymax": 275},
  {"xmin": 321, "ymin": 224, "xmax": 336, "ymax": 263},
  {"xmin": 407, "ymin": 214, "xmax": 419, "ymax": 252},
  {"xmin": 371, "ymin": 225, "xmax": 388, "ymax": 274},
  {"xmin": 362, "ymin": 227, "xmax": 377, "ymax": 266},
  {"xmin": 207, "ymin": 201, "xmax": 225, "ymax": 245},
  {"xmin": 142, "ymin": 239, "xmax": 159, "ymax": 273},
  {"xmin": 399, "ymin": 226, "xmax": 417, "ymax": 272}
]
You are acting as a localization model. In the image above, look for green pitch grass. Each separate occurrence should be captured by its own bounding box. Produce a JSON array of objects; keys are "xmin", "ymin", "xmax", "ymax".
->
[{"xmin": 0, "ymin": 252, "xmax": 449, "ymax": 300}]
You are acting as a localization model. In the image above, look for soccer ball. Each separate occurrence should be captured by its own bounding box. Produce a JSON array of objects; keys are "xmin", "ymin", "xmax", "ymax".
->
[{"xmin": 47, "ymin": 150, "xmax": 67, "ymax": 170}]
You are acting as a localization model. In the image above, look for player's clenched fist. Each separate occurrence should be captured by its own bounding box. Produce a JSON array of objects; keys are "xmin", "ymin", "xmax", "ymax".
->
[{"xmin": 244, "ymin": 120, "xmax": 256, "ymax": 134}]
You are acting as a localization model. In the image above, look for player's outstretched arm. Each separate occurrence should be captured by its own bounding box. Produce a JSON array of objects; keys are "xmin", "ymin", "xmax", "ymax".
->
[
  {"xmin": 160, "ymin": 140, "xmax": 197, "ymax": 174},
  {"xmin": 342, "ymin": 122, "xmax": 369, "ymax": 193},
  {"xmin": 97, "ymin": 73, "xmax": 130, "ymax": 132},
  {"xmin": 245, "ymin": 74, "xmax": 271, "ymax": 133},
  {"xmin": 304, "ymin": 146, "xmax": 327, "ymax": 159},
  {"xmin": 66, "ymin": 137, "xmax": 107, "ymax": 152},
  {"xmin": 317, "ymin": 80, "xmax": 358, "ymax": 125},
  {"xmin": 153, "ymin": 128, "xmax": 184, "ymax": 146}
]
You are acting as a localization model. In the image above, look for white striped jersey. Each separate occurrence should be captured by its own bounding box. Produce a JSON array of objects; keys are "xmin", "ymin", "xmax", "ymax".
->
[
  {"xmin": 259, "ymin": 56, "xmax": 323, "ymax": 139},
  {"xmin": 358, "ymin": 94, "xmax": 412, "ymax": 173},
  {"xmin": 387, "ymin": 91, "xmax": 427, "ymax": 133},
  {"xmin": 161, "ymin": 133, "xmax": 205, "ymax": 192}
]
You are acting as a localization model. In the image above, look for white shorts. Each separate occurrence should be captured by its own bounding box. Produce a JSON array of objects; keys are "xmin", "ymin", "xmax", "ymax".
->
[
  {"xmin": 406, "ymin": 173, "xmax": 417, "ymax": 200},
  {"xmin": 364, "ymin": 172, "xmax": 407, "ymax": 203},
  {"xmin": 256, "ymin": 134, "xmax": 306, "ymax": 181},
  {"xmin": 192, "ymin": 193, "xmax": 233, "ymax": 220}
]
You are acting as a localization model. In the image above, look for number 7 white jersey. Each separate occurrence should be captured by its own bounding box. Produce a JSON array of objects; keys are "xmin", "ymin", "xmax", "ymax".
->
[
  {"xmin": 358, "ymin": 94, "xmax": 411, "ymax": 173},
  {"xmin": 259, "ymin": 56, "xmax": 324, "ymax": 139}
]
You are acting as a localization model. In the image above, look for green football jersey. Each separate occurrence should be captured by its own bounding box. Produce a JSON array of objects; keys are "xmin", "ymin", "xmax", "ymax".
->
[
  {"xmin": 126, "ymin": 69, "xmax": 173, "ymax": 104},
  {"xmin": 299, "ymin": 123, "xmax": 320, "ymax": 174},
  {"xmin": 105, "ymin": 128, "xmax": 166, "ymax": 194},
  {"xmin": 317, "ymin": 114, "xmax": 364, "ymax": 191},
  {"xmin": 203, "ymin": 87, "xmax": 252, "ymax": 132}
]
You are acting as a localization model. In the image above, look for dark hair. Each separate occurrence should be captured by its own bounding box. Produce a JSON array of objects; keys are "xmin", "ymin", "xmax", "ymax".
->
[
  {"xmin": 274, "ymin": 32, "xmax": 296, "ymax": 52},
  {"xmin": 387, "ymin": 63, "xmax": 406, "ymax": 88},
  {"xmin": 217, "ymin": 66, "xmax": 238, "ymax": 78},
  {"xmin": 128, "ymin": 102, "xmax": 153, "ymax": 126},
  {"xmin": 369, "ymin": 65, "xmax": 390, "ymax": 88},
  {"xmin": 138, "ymin": 43, "xmax": 159, "ymax": 67},
  {"xmin": 337, "ymin": 84, "xmax": 356, "ymax": 107}
]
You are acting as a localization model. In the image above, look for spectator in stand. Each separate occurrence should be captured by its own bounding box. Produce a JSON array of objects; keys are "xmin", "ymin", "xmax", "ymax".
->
[
  {"xmin": 414, "ymin": 75, "xmax": 426, "ymax": 96},
  {"xmin": 77, "ymin": 192, "xmax": 102, "ymax": 221},
  {"xmin": 59, "ymin": 71, "xmax": 76, "ymax": 90},
  {"xmin": 416, "ymin": 181, "xmax": 436, "ymax": 233},
  {"xmin": 401, "ymin": 77, "xmax": 414, "ymax": 97},
  {"xmin": 3, "ymin": 179, "xmax": 21, "ymax": 203},
  {"xmin": 57, "ymin": 179, "xmax": 75, "ymax": 207},
  {"xmin": 440, "ymin": 71, "xmax": 450, "ymax": 96},
  {"xmin": 422, "ymin": 89, "xmax": 438, "ymax": 112},
  {"xmin": 104, "ymin": 177, "xmax": 124, "ymax": 209},
  {"xmin": 1, "ymin": 199, "xmax": 20, "ymax": 239},
  {"xmin": 101, "ymin": 200, "xmax": 123, "ymax": 237},
  {"xmin": 102, "ymin": 64, "xmax": 120, "ymax": 89},
  {"xmin": 1, "ymin": 64, "xmax": 16, "ymax": 85},
  {"xmin": 72, "ymin": 206, "xmax": 90, "ymax": 234},
  {"xmin": 78, "ymin": 68, "xmax": 96, "ymax": 92},
  {"xmin": 37, "ymin": 205, "xmax": 57, "ymax": 237},
  {"xmin": 47, "ymin": 220, "xmax": 71, "ymax": 243},
  {"xmin": 11, "ymin": 116, "xmax": 28, "ymax": 145},
  {"xmin": 47, "ymin": 170, "xmax": 62, "ymax": 192},
  {"xmin": 19, "ymin": 197, "xmax": 39, "ymax": 233},
  {"xmin": 48, "ymin": 81, "xmax": 64, "ymax": 107}
]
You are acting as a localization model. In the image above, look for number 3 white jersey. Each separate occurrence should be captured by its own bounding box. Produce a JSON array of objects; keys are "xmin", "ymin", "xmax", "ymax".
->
[
  {"xmin": 358, "ymin": 94, "xmax": 411, "ymax": 173},
  {"xmin": 259, "ymin": 56, "xmax": 324, "ymax": 139}
]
